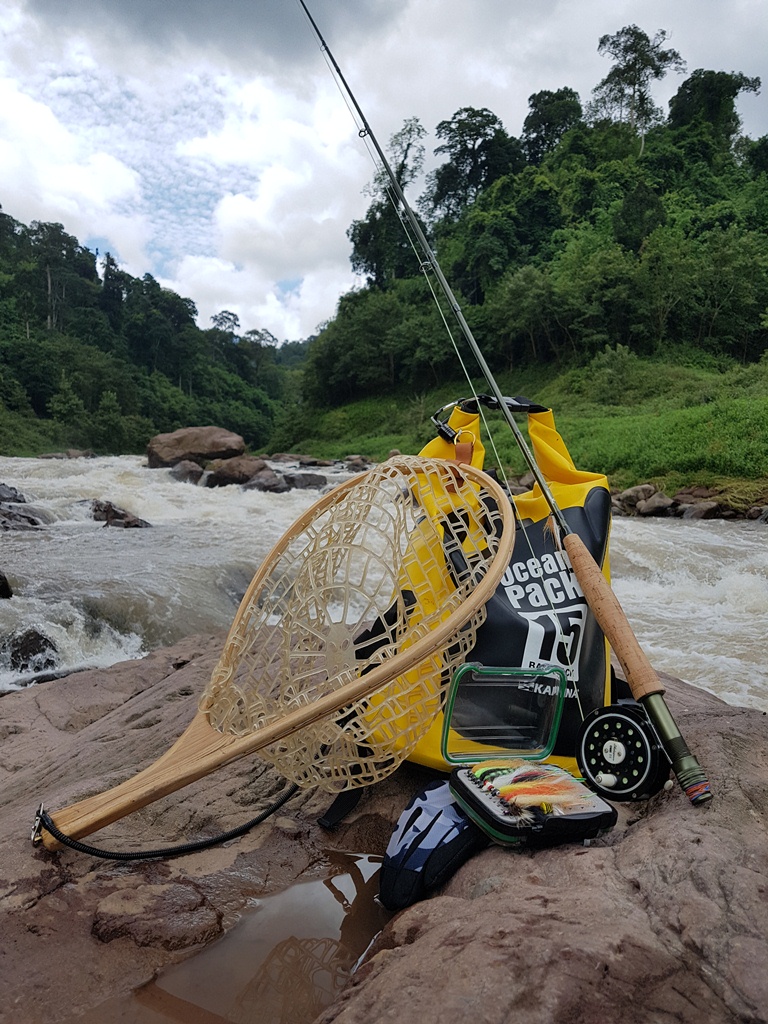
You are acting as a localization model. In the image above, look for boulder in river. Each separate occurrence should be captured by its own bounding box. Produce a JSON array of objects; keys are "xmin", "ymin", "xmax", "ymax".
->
[
  {"xmin": 146, "ymin": 426, "xmax": 246, "ymax": 469},
  {"xmin": 168, "ymin": 460, "xmax": 205, "ymax": 484},
  {"xmin": 282, "ymin": 471, "xmax": 328, "ymax": 490},
  {"xmin": 3, "ymin": 627, "xmax": 58, "ymax": 674},
  {"xmin": 0, "ymin": 483, "xmax": 26, "ymax": 503},
  {"xmin": 204, "ymin": 455, "xmax": 269, "ymax": 487},
  {"xmin": 91, "ymin": 500, "xmax": 151, "ymax": 528},
  {"xmin": 0, "ymin": 502, "xmax": 47, "ymax": 530},
  {"xmin": 242, "ymin": 466, "xmax": 291, "ymax": 493},
  {"xmin": 635, "ymin": 491, "xmax": 675, "ymax": 516}
]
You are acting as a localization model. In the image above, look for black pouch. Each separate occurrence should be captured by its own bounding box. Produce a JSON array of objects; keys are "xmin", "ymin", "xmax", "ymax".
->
[{"xmin": 378, "ymin": 779, "xmax": 489, "ymax": 912}]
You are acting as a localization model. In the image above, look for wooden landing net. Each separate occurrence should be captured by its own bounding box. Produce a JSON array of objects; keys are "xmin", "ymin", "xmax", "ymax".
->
[
  {"xmin": 36, "ymin": 456, "xmax": 514, "ymax": 849},
  {"xmin": 199, "ymin": 455, "xmax": 515, "ymax": 791}
]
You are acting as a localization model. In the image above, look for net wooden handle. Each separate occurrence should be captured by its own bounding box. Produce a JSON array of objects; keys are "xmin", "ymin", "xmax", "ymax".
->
[
  {"xmin": 40, "ymin": 644, "xmax": 462, "ymax": 850},
  {"xmin": 41, "ymin": 655, "xmax": 428, "ymax": 850},
  {"xmin": 562, "ymin": 532, "xmax": 665, "ymax": 702}
]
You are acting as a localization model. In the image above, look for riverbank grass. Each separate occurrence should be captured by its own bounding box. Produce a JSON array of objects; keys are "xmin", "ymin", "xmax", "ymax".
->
[{"xmin": 292, "ymin": 353, "xmax": 768, "ymax": 497}]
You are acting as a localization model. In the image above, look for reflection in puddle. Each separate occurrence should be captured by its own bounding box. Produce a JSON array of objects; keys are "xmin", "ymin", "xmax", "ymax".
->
[{"xmin": 75, "ymin": 852, "xmax": 388, "ymax": 1024}]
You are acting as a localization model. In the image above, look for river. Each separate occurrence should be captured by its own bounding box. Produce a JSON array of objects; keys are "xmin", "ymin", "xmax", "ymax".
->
[{"xmin": 1, "ymin": 454, "xmax": 766, "ymax": 712}]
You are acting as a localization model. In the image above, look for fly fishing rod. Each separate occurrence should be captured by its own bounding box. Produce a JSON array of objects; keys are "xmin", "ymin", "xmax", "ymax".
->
[{"xmin": 297, "ymin": 0, "xmax": 711, "ymax": 805}]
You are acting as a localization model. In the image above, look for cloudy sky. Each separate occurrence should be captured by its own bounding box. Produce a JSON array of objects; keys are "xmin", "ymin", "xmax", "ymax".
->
[{"xmin": 1, "ymin": 0, "xmax": 766, "ymax": 343}]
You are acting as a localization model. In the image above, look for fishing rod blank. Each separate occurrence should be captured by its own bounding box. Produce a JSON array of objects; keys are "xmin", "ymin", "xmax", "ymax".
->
[{"xmin": 297, "ymin": 0, "xmax": 712, "ymax": 806}]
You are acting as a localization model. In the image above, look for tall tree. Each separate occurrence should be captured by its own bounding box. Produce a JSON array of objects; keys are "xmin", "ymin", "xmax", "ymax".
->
[
  {"xmin": 668, "ymin": 69, "xmax": 761, "ymax": 149},
  {"xmin": 589, "ymin": 25, "xmax": 686, "ymax": 143},
  {"xmin": 421, "ymin": 107, "xmax": 524, "ymax": 221},
  {"xmin": 348, "ymin": 118, "xmax": 427, "ymax": 288},
  {"xmin": 522, "ymin": 88, "xmax": 583, "ymax": 164}
]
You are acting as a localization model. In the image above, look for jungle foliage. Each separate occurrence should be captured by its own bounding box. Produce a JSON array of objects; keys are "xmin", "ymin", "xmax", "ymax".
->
[
  {"xmin": 0, "ymin": 218, "xmax": 310, "ymax": 454},
  {"xmin": 308, "ymin": 29, "xmax": 767, "ymax": 408},
  {"xmin": 1, "ymin": 24, "xmax": 767, "ymax": 463}
]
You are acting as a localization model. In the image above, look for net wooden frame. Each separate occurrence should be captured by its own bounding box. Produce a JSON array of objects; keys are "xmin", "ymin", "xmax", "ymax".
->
[{"xmin": 200, "ymin": 456, "xmax": 515, "ymax": 792}]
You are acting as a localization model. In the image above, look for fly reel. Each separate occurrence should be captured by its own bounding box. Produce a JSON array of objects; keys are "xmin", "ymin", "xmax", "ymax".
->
[{"xmin": 576, "ymin": 704, "xmax": 671, "ymax": 801}]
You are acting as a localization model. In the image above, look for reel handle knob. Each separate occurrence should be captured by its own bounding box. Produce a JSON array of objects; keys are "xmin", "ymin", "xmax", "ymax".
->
[{"xmin": 595, "ymin": 773, "xmax": 617, "ymax": 788}]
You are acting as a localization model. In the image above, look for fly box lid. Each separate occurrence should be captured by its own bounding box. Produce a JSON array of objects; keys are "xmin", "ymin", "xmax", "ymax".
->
[{"xmin": 441, "ymin": 664, "xmax": 567, "ymax": 765}]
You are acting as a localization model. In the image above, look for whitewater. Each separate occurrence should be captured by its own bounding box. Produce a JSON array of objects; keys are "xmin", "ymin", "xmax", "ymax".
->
[{"xmin": 1, "ymin": 455, "xmax": 766, "ymax": 713}]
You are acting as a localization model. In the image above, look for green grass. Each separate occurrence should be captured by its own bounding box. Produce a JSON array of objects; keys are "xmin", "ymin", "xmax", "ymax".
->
[
  {"xmin": 0, "ymin": 408, "xmax": 65, "ymax": 457},
  {"xmin": 294, "ymin": 353, "xmax": 768, "ymax": 499}
]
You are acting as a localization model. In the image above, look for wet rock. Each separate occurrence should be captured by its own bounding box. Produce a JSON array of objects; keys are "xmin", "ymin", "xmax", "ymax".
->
[
  {"xmin": 681, "ymin": 500, "xmax": 722, "ymax": 520},
  {"xmin": 299, "ymin": 455, "xmax": 334, "ymax": 467},
  {"xmin": 635, "ymin": 491, "xmax": 675, "ymax": 516},
  {"xmin": 0, "ymin": 502, "xmax": 46, "ymax": 530},
  {"xmin": 617, "ymin": 483, "xmax": 657, "ymax": 510},
  {"xmin": 242, "ymin": 467, "xmax": 291, "ymax": 493},
  {"xmin": 0, "ymin": 570, "xmax": 13, "ymax": 598},
  {"xmin": 204, "ymin": 455, "xmax": 268, "ymax": 487},
  {"xmin": 4, "ymin": 628, "xmax": 58, "ymax": 673},
  {"xmin": 146, "ymin": 426, "xmax": 245, "ymax": 469},
  {"xmin": 91, "ymin": 500, "xmax": 151, "ymax": 528},
  {"xmin": 0, "ymin": 635, "xmax": 765, "ymax": 1024},
  {"xmin": 270, "ymin": 452, "xmax": 308, "ymax": 463},
  {"xmin": 92, "ymin": 883, "xmax": 223, "ymax": 950},
  {"xmin": 169, "ymin": 459, "xmax": 205, "ymax": 484},
  {"xmin": 282, "ymin": 472, "xmax": 328, "ymax": 490},
  {"xmin": 0, "ymin": 483, "xmax": 26, "ymax": 502}
]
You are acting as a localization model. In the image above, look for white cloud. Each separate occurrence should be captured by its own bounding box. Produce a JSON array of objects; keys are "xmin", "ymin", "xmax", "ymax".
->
[
  {"xmin": 163, "ymin": 252, "xmax": 358, "ymax": 341},
  {"xmin": 0, "ymin": 76, "xmax": 146, "ymax": 253}
]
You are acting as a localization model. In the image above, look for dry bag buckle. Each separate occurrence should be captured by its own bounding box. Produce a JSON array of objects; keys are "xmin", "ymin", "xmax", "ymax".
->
[{"xmin": 431, "ymin": 397, "xmax": 483, "ymax": 442}]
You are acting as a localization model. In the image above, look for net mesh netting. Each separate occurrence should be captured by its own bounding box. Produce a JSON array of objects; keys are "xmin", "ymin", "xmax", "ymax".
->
[{"xmin": 199, "ymin": 456, "xmax": 513, "ymax": 792}]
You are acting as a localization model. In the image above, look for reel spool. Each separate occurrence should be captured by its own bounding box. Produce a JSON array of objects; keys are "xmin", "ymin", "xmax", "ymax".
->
[{"xmin": 576, "ymin": 704, "xmax": 671, "ymax": 801}]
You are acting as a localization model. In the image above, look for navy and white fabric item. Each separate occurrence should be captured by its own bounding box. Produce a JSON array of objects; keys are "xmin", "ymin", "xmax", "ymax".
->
[{"xmin": 378, "ymin": 779, "xmax": 489, "ymax": 911}]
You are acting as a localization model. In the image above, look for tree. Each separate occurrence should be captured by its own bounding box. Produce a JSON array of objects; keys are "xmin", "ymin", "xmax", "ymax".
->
[
  {"xmin": 303, "ymin": 287, "xmax": 421, "ymax": 402},
  {"xmin": 613, "ymin": 181, "xmax": 667, "ymax": 251},
  {"xmin": 91, "ymin": 390, "xmax": 127, "ymax": 452},
  {"xmin": 349, "ymin": 118, "xmax": 428, "ymax": 288},
  {"xmin": 589, "ymin": 25, "xmax": 686, "ymax": 144},
  {"xmin": 47, "ymin": 372, "xmax": 91, "ymax": 444},
  {"xmin": 368, "ymin": 116, "xmax": 426, "ymax": 197},
  {"xmin": 522, "ymin": 88, "xmax": 583, "ymax": 164},
  {"xmin": 668, "ymin": 69, "xmax": 761, "ymax": 149},
  {"xmin": 24, "ymin": 221, "xmax": 99, "ymax": 334},
  {"xmin": 634, "ymin": 222, "xmax": 699, "ymax": 349},
  {"xmin": 98, "ymin": 253, "xmax": 128, "ymax": 333},
  {"xmin": 210, "ymin": 309, "xmax": 240, "ymax": 334},
  {"xmin": 491, "ymin": 264, "xmax": 557, "ymax": 364},
  {"xmin": 421, "ymin": 107, "xmax": 524, "ymax": 221}
]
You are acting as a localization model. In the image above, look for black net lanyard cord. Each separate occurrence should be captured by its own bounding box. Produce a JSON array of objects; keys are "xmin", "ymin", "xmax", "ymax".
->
[{"xmin": 37, "ymin": 784, "xmax": 300, "ymax": 861}]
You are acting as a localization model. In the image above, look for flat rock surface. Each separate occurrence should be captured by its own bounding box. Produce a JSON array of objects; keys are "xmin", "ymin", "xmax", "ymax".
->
[{"xmin": 0, "ymin": 635, "xmax": 766, "ymax": 1024}]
